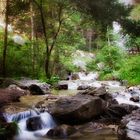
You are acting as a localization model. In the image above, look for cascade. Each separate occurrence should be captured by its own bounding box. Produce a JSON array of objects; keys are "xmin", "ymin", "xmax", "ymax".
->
[{"xmin": 4, "ymin": 109, "xmax": 56, "ymax": 140}]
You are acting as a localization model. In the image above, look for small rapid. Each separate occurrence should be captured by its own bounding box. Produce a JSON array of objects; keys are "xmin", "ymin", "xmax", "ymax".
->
[{"xmin": 4, "ymin": 110, "xmax": 56, "ymax": 140}]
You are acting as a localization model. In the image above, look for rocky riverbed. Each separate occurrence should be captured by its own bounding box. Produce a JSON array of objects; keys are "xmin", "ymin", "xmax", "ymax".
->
[{"xmin": 1, "ymin": 74, "xmax": 140, "ymax": 140}]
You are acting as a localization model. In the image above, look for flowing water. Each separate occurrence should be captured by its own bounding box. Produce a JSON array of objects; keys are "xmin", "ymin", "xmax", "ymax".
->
[
  {"xmin": 4, "ymin": 109, "xmax": 118, "ymax": 140},
  {"xmin": 4, "ymin": 110, "xmax": 56, "ymax": 140},
  {"xmin": 3, "ymin": 72, "xmax": 140, "ymax": 140}
]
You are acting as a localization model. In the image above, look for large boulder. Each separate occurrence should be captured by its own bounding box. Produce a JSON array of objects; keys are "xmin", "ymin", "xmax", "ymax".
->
[
  {"xmin": 18, "ymin": 79, "xmax": 50, "ymax": 95},
  {"xmin": 99, "ymin": 104, "xmax": 138, "ymax": 123},
  {"xmin": 118, "ymin": 109, "xmax": 140, "ymax": 140},
  {"xmin": 0, "ymin": 78, "xmax": 18, "ymax": 88},
  {"xmin": 78, "ymin": 86, "xmax": 116, "ymax": 104},
  {"xmin": 46, "ymin": 124, "xmax": 77, "ymax": 138},
  {"xmin": 0, "ymin": 88, "xmax": 27, "ymax": 107},
  {"xmin": 47, "ymin": 94, "xmax": 107, "ymax": 124},
  {"xmin": 26, "ymin": 116, "xmax": 43, "ymax": 131}
]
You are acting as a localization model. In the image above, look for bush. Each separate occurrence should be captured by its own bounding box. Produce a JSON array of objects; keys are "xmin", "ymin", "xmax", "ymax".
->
[
  {"xmin": 119, "ymin": 55, "xmax": 140, "ymax": 85},
  {"xmin": 87, "ymin": 45, "xmax": 125, "ymax": 80}
]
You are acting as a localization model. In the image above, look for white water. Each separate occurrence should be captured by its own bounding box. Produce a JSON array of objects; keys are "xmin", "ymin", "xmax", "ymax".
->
[
  {"xmin": 114, "ymin": 88, "xmax": 140, "ymax": 107},
  {"xmin": 59, "ymin": 72, "xmax": 121, "ymax": 90},
  {"xmin": 60, "ymin": 71, "xmax": 140, "ymax": 109},
  {"xmin": 4, "ymin": 110, "xmax": 56, "ymax": 140}
]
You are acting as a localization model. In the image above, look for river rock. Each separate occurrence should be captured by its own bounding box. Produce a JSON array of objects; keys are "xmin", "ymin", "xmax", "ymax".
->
[
  {"xmin": 78, "ymin": 86, "xmax": 116, "ymax": 104},
  {"xmin": 0, "ymin": 88, "xmax": 27, "ymax": 107},
  {"xmin": 29, "ymin": 84, "xmax": 44, "ymax": 95},
  {"xmin": 46, "ymin": 124, "xmax": 77, "ymax": 138},
  {"xmin": 18, "ymin": 79, "xmax": 50, "ymax": 94},
  {"xmin": 0, "ymin": 111, "xmax": 6, "ymax": 123},
  {"xmin": 0, "ymin": 78, "xmax": 18, "ymax": 88},
  {"xmin": 26, "ymin": 116, "xmax": 43, "ymax": 131},
  {"xmin": 99, "ymin": 104, "xmax": 138, "ymax": 123},
  {"xmin": 79, "ymin": 86, "xmax": 107, "ymax": 97},
  {"xmin": 47, "ymin": 94, "xmax": 107, "ymax": 124},
  {"xmin": 118, "ymin": 109, "xmax": 140, "ymax": 140},
  {"xmin": 71, "ymin": 73, "xmax": 80, "ymax": 80},
  {"xmin": 77, "ymin": 85, "xmax": 90, "ymax": 90},
  {"xmin": 57, "ymin": 84, "xmax": 68, "ymax": 90},
  {"xmin": 130, "ymin": 96, "xmax": 140, "ymax": 102}
]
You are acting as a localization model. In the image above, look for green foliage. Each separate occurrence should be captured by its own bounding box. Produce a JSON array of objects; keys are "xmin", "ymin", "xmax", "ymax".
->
[
  {"xmin": 0, "ymin": 122, "xmax": 18, "ymax": 139},
  {"xmin": 40, "ymin": 75, "xmax": 60, "ymax": 85},
  {"xmin": 88, "ymin": 45, "xmax": 124, "ymax": 70},
  {"xmin": 130, "ymin": 4, "xmax": 140, "ymax": 21},
  {"xmin": 125, "ymin": 36, "xmax": 140, "ymax": 49},
  {"xmin": 99, "ymin": 45, "xmax": 124, "ymax": 70},
  {"xmin": 119, "ymin": 55, "xmax": 140, "ymax": 85},
  {"xmin": 87, "ymin": 45, "xmax": 125, "ymax": 80},
  {"xmin": 73, "ymin": 0, "xmax": 130, "ymax": 32},
  {"xmin": 46, "ymin": 76, "xmax": 60, "ymax": 85},
  {"xmin": 121, "ymin": 18, "xmax": 140, "ymax": 36}
]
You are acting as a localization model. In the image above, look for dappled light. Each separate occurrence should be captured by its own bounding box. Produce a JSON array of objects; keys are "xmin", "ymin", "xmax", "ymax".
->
[{"xmin": 0, "ymin": 0, "xmax": 140, "ymax": 140}]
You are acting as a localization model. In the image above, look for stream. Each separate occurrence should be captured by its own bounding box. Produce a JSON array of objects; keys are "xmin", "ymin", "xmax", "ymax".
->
[{"xmin": 3, "ymin": 72, "xmax": 140, "ymax": 140}]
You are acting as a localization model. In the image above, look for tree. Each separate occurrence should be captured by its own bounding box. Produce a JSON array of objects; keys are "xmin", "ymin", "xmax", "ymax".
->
[
  {"xmin": 2, "ymin": 0, "xmax": 9, "ymax": 77},
  {"xmin": 71, "ymin": 0, "xmax": 130, "ymax": 33},
  {"xmin": 32, "ymin": 0, "xmax": 75, "ymax": 78}
]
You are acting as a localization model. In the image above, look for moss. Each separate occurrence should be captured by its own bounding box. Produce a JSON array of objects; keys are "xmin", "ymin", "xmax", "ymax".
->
[{"xmin": 0, "ymin": 122, "xmax": 18, "ymax": 140}]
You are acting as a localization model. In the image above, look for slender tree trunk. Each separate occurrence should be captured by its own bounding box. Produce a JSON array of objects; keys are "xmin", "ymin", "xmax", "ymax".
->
[
  {"xmin": 30, "ymin": 1, "xmax": 35, "ymax": 76},
  {"xmin": 2, "ymin": 0, "xmax": 9, "ymax": 77},
  {"xmin": 39, "ymin": 3, "xmax": 51, "ymax": 78},
  {"xmin": 107, "ymin": 26, "xmax": 111, "ymax": 46},
  {"xmin": 45, "ymin": 53, "xmax": 51, "ymax": 78},
  {"xmin": 33, "ymin": 0, "xmax": 50, "ymax": 78},
  {"xmin": 33, "ymin": 0, "xmax": 63, "ymax": 78}
]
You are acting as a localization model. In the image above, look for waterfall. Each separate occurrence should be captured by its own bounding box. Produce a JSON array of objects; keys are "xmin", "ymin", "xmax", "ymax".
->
[
  {"xmin": 78, "ymin": 72, "xmax": 98, "ymax": 81},
  {"xmin": 4, "ymin": 110, "xmax": 39, "ymax": 122},
  {"xmin": 4, "ymin": 110, "xmax": 56, "ymax": 140}
]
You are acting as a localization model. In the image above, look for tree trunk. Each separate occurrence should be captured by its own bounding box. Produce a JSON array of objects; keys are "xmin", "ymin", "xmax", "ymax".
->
[
  {"xmin": 30, "ymin": 1, "xmax": 35, "ymax": 76},
  {"xmin": 2, "ymin": 0, "xmax": 9, "ymax": 77},
  {"xmin": 45, "ymin": 53, "xmax": 51, "ymax": 78}
]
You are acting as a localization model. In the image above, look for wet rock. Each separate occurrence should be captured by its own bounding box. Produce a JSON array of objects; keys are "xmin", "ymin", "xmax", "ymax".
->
[
  {"xmin": 71, "ymin": 73, "xmax": 80, "ymax": 80},
  {"xmin": 118, "ymin": 109, "xmax": 140, "ymax": 140},
  {"xmin": 46, "ymin": 124, "xmax": 77, "ymax": 138},
  {"xmin": 77, "ymin": 85, "xmax": 90, "ymax": 90},
  {"xmin": 0, "ymin": 78, "xmax": 18, "ymax": 88},
  {"xmin": 127, "ymin": 87, "xmax": 140, "ymax": 95},
  {"xmin": 29, "ymin": 84, "xmax": 44, "ymax": 95},
  {"xmin": 0, "ymin": 88, "xmax": 27, "ymax": 107},
  {"xmin": 57, "ymin": 84, "xmax": 68, "ymax": 90},
  {"xmin": 79, "ymin": 86, "xmax": 107, "ymax": 97},
  {"xmin": 76, "ymin": 122, "xmax": 107, "ymax": 133},
  {"xmin": 78, "ymin": 86, "xmax": 115, "ymax": 104},
  {"xmin": 26, "ymin": 116, "xmax": 42, "ymax": 131},
  {"xmin": 18, "ymin": 79, "xmax": 50, "ymax": 94},
  {"xmin": 130, "ymin": 96, "xmax": 140, "ymax": 102},
  {"xmin": 47, "ymin": 94, "xmax": 107, "ymax": 124},
  {"xmin": 0, "ymin": 111, "xmax": 6, "ymax": 123},
  {"xmin": 99, "ymin": 104, "xmax": 138, "ymax": 123}
]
